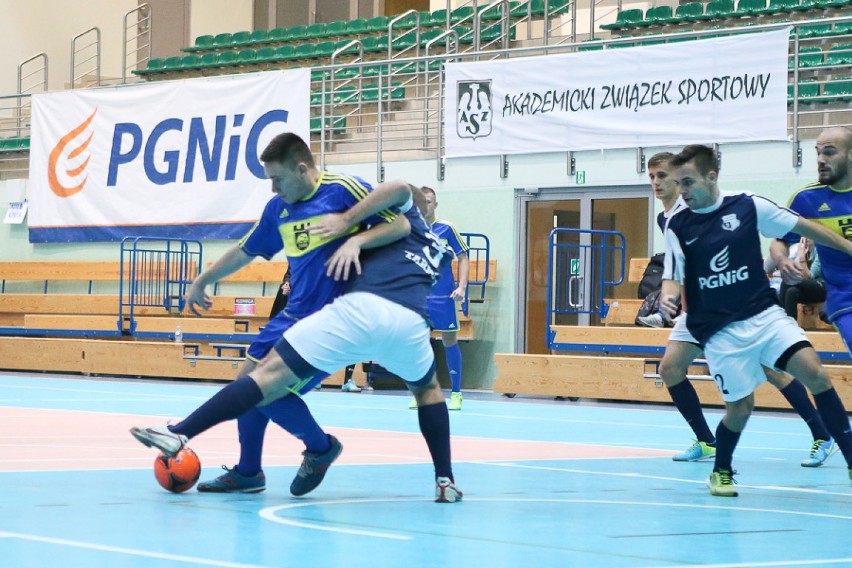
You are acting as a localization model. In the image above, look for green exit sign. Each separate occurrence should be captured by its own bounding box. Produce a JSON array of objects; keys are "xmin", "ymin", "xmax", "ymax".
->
[
  {"xmin": 570, "ymin": 258, "xmax": 581, "ymax": 275},
  {"xmin": 575, "ymin": 170, "xmax": 586, "ymax": 184}
]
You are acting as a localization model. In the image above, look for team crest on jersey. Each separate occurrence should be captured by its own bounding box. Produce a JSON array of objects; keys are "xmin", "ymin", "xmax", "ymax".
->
[
  {"xmin": 841, "ymin": 217, "xmax": 852, "ymax": 240},
  {"xmin": 294, "ymin": 226, "xmax": 310, "ymax": 251},
  {"xmin": 721, "ymin": 214, "xmax": 740, "ymax": 232},
  {"xmin": 457, "ymin": 80, "xmax": 492, "ymax": 140}
]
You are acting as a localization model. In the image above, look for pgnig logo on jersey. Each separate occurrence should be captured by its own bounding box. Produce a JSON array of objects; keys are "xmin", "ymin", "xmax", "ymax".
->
[
  {"xmin": 457, "ymin": 80, "xmax": 492, "ymax": 140},
  {"xmin": 700, "ymin": 245, "xmax": 748, "ymax": 289}
]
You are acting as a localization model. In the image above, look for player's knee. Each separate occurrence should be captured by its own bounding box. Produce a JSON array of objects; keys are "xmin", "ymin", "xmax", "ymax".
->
[{"xmin": 659, "ymin": 357, "xmax": 689, "ymax": 386}]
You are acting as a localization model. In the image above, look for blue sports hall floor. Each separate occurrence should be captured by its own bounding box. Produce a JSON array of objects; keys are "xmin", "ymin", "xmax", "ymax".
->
[{"xmin": 1, "ymin": 372, "xmax": 850, "ymax": 568}]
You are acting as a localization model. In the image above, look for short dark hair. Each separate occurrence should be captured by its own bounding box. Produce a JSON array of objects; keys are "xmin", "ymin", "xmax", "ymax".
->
[
  {"xmin": 260, "ymin": 132, "xmax": 315, "ymax": 167},
  {"xmin": 670, "ymin": 145, "xmax": 719, "ymax": 176},
  {"xmin": 420, "ymin": 186, "xmax": 436, "ymax": 197},
  {"xmin": 648, "ymin": 152, "xmax": 674, "ymax": 169}
]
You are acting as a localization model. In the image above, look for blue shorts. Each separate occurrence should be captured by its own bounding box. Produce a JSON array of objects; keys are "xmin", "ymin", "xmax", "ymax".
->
[
  {"xmin": 248, "ymin": 311, "xmax": 328, "ymax": 394},
  {"xmin": 427, "ymin": 296, "xmax": 460, "ymax": 333}
]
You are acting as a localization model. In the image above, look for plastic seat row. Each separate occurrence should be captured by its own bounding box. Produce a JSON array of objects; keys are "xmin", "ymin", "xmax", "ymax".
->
[
  {"xmin": 790, "ymin": 44, "xmax": 852, "ymax": 68},
  {"xmin": 0, "ymin": 138, "xmax": 30, "ymax": 152},
  {"xmin": 602, "ymin": 0, "xmax": 851, "ymax": 32},
  {"xmin": 789, "ymin": 79, "xmax": 852, "ymax": 102}
]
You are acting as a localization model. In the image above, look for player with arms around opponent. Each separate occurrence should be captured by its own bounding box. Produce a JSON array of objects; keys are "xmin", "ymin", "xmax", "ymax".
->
[
  {"xmin": 648, "ymin": 152, "xmax": 837, "ymax": 467},
  {"xmin": 177, "ymin": 133, "xmax": 405, "ymax": 495},
  {"xmin": 132, "ymin": 181, "xmax": 463, "ymax": 502},
  {"xmin": 660, "ymin": 145, "xmax": 852, "ymax": 496}
]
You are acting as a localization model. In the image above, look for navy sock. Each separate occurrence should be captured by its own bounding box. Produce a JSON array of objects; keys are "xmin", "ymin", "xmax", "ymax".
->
[
  {"xmin": 667, "ymin": 381, "xmax": 715, "ymax": 445},
  {"xmin": 235, "ymin": 408, "xmax": 269, "ymax": 477},
  {"xmin": 445, "ymin": 344, "xmax": 463, "ymax": 393},
  {"xmin": 713, "ymin": 421, "xmax": 741, "ymax": 472},
  {"xmin": 170, "ymin": 376, "xmax": 263, "ymax": 439},
  {"xmin": 259, "ymin": 395, "xmax": 331, "ymax": 454},
  {"xmin": 813, "ymin": 388, "xmax": 852, "ymax": 466},
  {"xmin": 417, "ymin": 401, "xmax": 453, "ymax": 480},
  {"xmin": 780, "ymin": 379, "xmax": 831, "ymax": 441}
]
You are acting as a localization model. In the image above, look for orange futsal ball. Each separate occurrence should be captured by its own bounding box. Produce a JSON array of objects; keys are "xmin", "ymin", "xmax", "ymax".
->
[{"xmin": 153, "ymin": 448, "xmax": 201, "ymax": 493}]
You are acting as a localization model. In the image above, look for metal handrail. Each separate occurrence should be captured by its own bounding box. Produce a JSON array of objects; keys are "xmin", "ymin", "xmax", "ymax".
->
[
  {"xmin": 122, "ymin": 3, "xmax": 152, "ymax": 83},
  {"xmin": 70, "ymin": 27, "xmax": 101, "ymax": 90}
]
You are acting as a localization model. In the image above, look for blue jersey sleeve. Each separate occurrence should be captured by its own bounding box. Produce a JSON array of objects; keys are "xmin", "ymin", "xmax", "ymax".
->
[{"xmin": 238, "ymin": 197, "xmax": 285, "ymax": 260}]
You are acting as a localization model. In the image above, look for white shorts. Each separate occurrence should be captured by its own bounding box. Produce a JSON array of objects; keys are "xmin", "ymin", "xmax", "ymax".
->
[
  {"xmin": 668, "ymin": 312, "xmax": 699, "ymax": 344},
  {"xmin": 703, "ymin": 305, "xmax": 810, "ymax": 402},
  {"xmin": 282, "ymin": 292, "xmax": 435, "ymax": 384}
]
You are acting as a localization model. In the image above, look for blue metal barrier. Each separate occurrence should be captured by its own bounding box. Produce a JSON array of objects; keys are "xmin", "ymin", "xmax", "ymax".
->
[
  {"xmin": 459, "ymin": 232, "xmax": 490, "ymax": 317},
  {"xmin": 546, "ymin": 228, "xmax": 625, "ymax": 349},
  {"xmin": 119, "ymin": 237, "xmax": 203, "ymax": 335}
]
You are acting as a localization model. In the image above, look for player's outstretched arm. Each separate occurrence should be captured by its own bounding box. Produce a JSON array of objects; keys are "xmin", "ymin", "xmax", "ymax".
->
[
  {"xmin": 769, "ymin": 239, "xmax": 804, "ymax": 285},
  {"xmin": 793, "ymin": 217, "xmax": 852, "ymax": 257},
  {"xmin": 311, "ymin": 179, "xmax": 412, "ymax": 239},
  {"xmin": 186, "ymin": 245, "xmax": 254, "ymax": 316}
]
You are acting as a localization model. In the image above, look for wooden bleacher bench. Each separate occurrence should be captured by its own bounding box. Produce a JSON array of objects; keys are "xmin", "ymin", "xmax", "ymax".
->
[{"xmin": 599, "ymin": 257, "xmax": 650, "ymax": 326}]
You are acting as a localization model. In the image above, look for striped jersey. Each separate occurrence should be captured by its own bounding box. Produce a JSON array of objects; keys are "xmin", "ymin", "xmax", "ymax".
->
[
  {"xmin": 781, "ymin": 182, "xmax": 852, "ymax": 321},
  {"xmin": 239, "ymin": 172, "xmax": 393, "ymax": 319}
]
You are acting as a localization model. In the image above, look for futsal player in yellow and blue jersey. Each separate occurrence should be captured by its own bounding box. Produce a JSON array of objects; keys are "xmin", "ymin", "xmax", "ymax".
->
[
  {"xmin": 773, "ymin": 127, "xmax": 852, "ymax": 356},
  {"xmin": 408, "ymin": 186, "xmax": 469, "ymax": 411},
  {"xmin": 171, "ymin": 133, "xmax": 404, "ymax": 494}
]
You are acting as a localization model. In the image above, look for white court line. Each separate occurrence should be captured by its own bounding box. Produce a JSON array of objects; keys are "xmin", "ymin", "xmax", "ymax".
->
[
  {"xmin": 641, "ymin": 558, "xmax": 852, "ymax": 568},
  {"xmin": 485, "ymin": 461, "xmax": 852, "ymax": 498},
  {"xmin": 0, "ymin": 531, "xmax": 273, "ymax": 567},
  {"xmin": 259, "ymin": 500, "xmax": 414, "ymax": 540}
]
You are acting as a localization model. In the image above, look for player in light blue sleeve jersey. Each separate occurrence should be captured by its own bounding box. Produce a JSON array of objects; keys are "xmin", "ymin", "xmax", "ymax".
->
[
  {"xmin": 172, "ymin": 133, "xmax": 404, "ymax": 494},
  {"xmin": 772, "ymin": 127, "xmax": 852, "ymax": 355},
  {"xmin": 132, "ymin": 180, "xmax": 463, "ymax": 502},
  {"xmin": 406, "ymin": 186, "xmax": 470, "ymax": 411},
  {"xmin": 661, "ymin": 145, "xmax": 852, "ymax": 497}
]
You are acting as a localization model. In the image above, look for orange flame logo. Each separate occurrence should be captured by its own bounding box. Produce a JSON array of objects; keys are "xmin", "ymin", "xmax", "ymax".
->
[{"xmin": 48, "ymin": 109, "xmax": 96, "ymax": 198}]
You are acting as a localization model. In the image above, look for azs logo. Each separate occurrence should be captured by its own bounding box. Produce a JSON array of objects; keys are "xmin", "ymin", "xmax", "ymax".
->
[
  {"xmin": 107, "ymin": 109, "xmax": 288, "ymax": 186},
  {"xmin": 699, "ymin": 245, "xmax": 749, "ymax": 289}
]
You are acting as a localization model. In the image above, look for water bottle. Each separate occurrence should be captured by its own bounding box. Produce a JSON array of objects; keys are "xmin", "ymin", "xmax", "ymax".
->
[{"xmin": 174, "ymin": 325, "xmax": 183, "ymax": 343}]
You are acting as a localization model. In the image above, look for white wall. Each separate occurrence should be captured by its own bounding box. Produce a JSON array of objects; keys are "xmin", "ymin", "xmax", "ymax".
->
[
  {"xmin": 0, "ymin": 0, "xmax": 138, "ymax": 95},
  {"xmin": 189, "ymin": 0, "xmax": 253, "ymax": 42}
]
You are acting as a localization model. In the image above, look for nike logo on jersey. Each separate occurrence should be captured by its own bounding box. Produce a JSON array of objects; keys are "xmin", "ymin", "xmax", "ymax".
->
[
  {"xmin": 685, "ymin": 238, "xmax": 699, "ymax": 245},
  {"xmin": 817, "ymin": 203, "xmax": 831, "ymax": 212}
]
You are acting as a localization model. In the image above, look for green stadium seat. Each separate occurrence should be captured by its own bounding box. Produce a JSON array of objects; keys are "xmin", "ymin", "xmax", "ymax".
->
[
  {"xmin": 762, "ymin": 0, "xmax": 800, "ymax": 13},
  {"xmin": 140, "ymin": 58, "xmax": 166, "ymax": 73},
  {"xmin": 362, "ymin": 35, "xmax": 389, "ymax": 53},
  {"xmin": 366, "ymin": 16, "xmax": 389, "ymax": 33},
  {"xmin": 671, "ymin": 2, "xmax": 705, "ymax": 22},
  {"xmin": 309, "ymin": 115, "xmax": 346, "ymax": 135},
  {"xmin": 697, "ymin": 0, "xmax": 736, "ymax": 19},
  {"xmin": 345, "ymin": 18, "xmax": 370, "ymax": 36},
  {"xmin": 600, "ymin": 9, "xmax": 644, "ymax": 31},
  {"xmin": 194, "ymin": 35, "xmax": 215, "ymax": 50},
  {"xmin": 789, "ymin": 46, "xmax": 824, "ymax": 67},
  {"xmin": 305, "ymin": 23, "xmax": 326, "ymax": 39},
  {"xmin": 0, "ymin": 138, "xmax": 30, "ymax": 152},
  {"xmin": 236, "ymin": 49, "xmax": 257, "ymax": 64},
  {"xmin": 286, "ymin": 25, "xmax": 309, "ymax": 41},
  {"xmin": 273, "ymin": 45, "xmax": 296, "ymax": 61},
  {"xmin": 529, "ymin": 0, "xmax": 547, "ymax": 16},
  {"xmin": 255, "ymin": 46, "xmax": 277, "ymax": 62},
  {"xmin": 822, "ymin": 80, "xmax": 852, "ymax": 101},
  {"xmin": 734, "ymin": 0, "xmax": 768, "ymax": 16},
  {"xmin": 394, "ymin": 12, "xmax": 419, "ymax": 29},
  {"xmin": 362, "ymin": 82, "xmax": 406, "ymax": 103},
  {"xmin": 828, "ymin": 21, "xmax": 852, "ymax": 36},
  {"xmin": 213, "ymin": 32, "xmax": 234, "ymax": 47},
  {"xmin": 216, "ymin": 51, "xmax": 238, "ymax": 66},
  {"xmin": 267, "ymin": 27, "xmax": 287, "ymax": 42},
  {"xmin": 798, "ymin": 23, "xmax": 832, "ymax": 38},
  {"xmin": 430, "ymin": 9, "xmax": 449, "ymax": 27},
  {"xmin": 248, "ymin": 30, "xmax": 268, "ymax": 44},
  {"xmin": 179, "ymin": 54, "xmax": 200, "ymax": 69},
  {"xmin": 161, "ymin": 56, "xmax": 183, "ymax": 71},
  {"xmin": 232, "ymin": 31, "xmax": 253, "ymax": 45},
  {"xmin": 787, "ymin": 80, "xmax": 820, "ymax": 100},
  {"xmin": 639, "ymin": 5, "xmax": 674, "ymax": 26},
  {"xmin": 322, "ymin": 21, "xmax": 348, "ymax": 38},
  {"xmin": 418, "ymin": 10, "xmax": 435, "ymax": 27},
  {"xmin": 451, "ymin": 6, "xmax": 475, "ymax": 24},
  {"xmin": 197, "ymin": 52, "xmax": 218, "ymax": 69},
  {"xmin": 826, "ymin": 44, "xmax": 852, "ymax": 65},
  {"xmin": 551, "ymin": 0, "xmax": 572, "ymax": 14},
  {"xmin": 332, "ymin": 39, "xmax": 359, "ymax": 56},
  {"xmin": 391, "ymin": 32, "xmax": 417, "ymax": 51},
  {"xmin": 313, "ymin": 41, "xmax": 336, "ymax": 58},
  {"xmin": 292, "ymin": 43, "xmax": 317, "ymax": 60}
]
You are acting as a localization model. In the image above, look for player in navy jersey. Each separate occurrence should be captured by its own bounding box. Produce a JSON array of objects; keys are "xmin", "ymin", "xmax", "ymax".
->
[
  {"xmin": 648, "ymin": 152, "xmax": 837, "ymax": 467},
  {"xmin": 405, "ymin": 186, "xmax": 469, "ymax": 411},
  {"xmin": 771, "ymin": 127, "xmax": 852, "ymax": 355},
  {"xmin": 659, "ymin": 145, "xmax": 852, "ymax": 496},
  {"xmin": 163, "ymin": 133, "xmax": 405, "ymax": 494},
  {"xmin": 131, "ymin": 181, "xmax": 463, "ymax": 503}
]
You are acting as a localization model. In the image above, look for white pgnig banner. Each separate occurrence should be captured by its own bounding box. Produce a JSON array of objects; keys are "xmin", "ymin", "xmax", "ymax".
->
[
  {"xmin": 29, "ymin": 70, "xmax": 310, "ymax": 243},
  {"xmin": 444, "ymin": 29, "xmax": 791, "ymax": 158}
]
